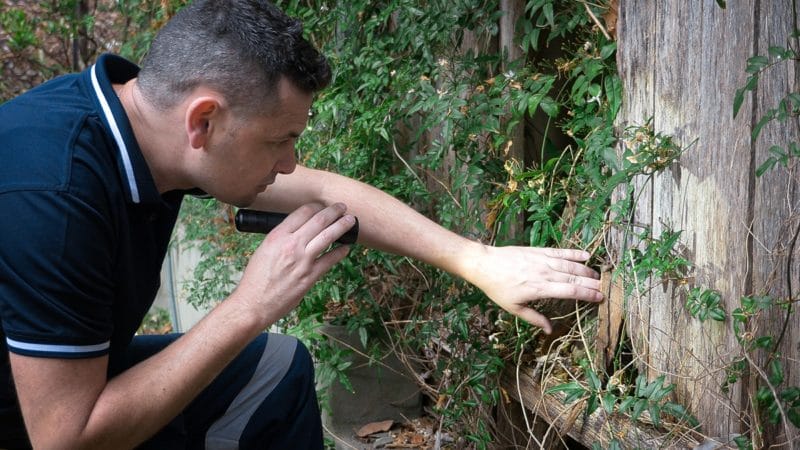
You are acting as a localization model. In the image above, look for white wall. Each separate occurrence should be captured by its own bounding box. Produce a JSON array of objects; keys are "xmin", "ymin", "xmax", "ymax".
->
[{"xmin": 151, "ymin": 226, "xmax": 214, "ymax": 333}]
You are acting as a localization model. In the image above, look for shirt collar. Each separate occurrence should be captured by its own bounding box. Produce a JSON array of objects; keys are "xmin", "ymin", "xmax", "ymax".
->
[{"xmin": 86, "ymin": 54, "xmax": 163, "ymax": 206}]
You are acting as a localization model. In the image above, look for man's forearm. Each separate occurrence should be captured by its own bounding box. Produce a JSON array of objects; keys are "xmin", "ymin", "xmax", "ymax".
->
[{"xmin": 252, "ymin": 165, "xmax": 483, "ymax": 279}]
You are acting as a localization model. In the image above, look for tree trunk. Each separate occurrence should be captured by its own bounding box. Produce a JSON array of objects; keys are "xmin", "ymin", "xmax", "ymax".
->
[
  {"xmin": 615, "ymin": 0, "xmax": 799, "ymax": 445},
  {"xmin": 72, "ymin": 0, "xmax": 91, "ymax": 71}
]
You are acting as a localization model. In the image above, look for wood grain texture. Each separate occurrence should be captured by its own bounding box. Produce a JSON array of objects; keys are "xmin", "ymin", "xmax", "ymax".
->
[
  {"xmin": 614, "ymin": 0, "xmax": 657, "ymax": 375},
  {"xmin": 748, "ymin": 1, "xmax": 800, "ymax": 446},
  {"xmin": 613, "ymin": 0, "xmax": 788, "ymax": 442}
]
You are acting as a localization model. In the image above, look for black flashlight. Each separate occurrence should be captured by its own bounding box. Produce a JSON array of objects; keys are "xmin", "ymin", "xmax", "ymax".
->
[{"xmin": 234, "ymin": 209, "xmax": 359, "ymax": 245}]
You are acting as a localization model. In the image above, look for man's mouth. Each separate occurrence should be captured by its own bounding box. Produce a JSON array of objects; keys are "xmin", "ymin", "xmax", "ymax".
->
[{"xmin": 257, "ymin": 178, "xmax": 275, "ymax": 190}]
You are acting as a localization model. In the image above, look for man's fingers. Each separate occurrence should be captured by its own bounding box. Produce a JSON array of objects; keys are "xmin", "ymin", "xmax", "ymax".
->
[
  {"xmin": 533, "ymin": 282, "xmax": 604, "ymax": 302},
  {"xmin": 314, "ymin": 244, "xmax": 351, "ymax": 273},
  {"xmin": 553, "ymin": 272, "xmax": 602, "ymax": 289},
  {"xmin": 550, "ymin": 259, "xmax": 600, "ymax": 279},
  {"xmin": 278, "ymin": 203, "xmax": 350, "ymax": 252},
  {"xmin": 512, "ymin": 307, "xmax": 553, "ymax": 334},
  {"xmin": 279, "ymin": 203, "xmax": 327, "ymax": 231},
  {"xmin": 305, "ymin": 214, "xmax": 356, "ymax": 255},
  {"xmin": 539, "ymin": 247, "xmax": 592, "ymax": 262}
]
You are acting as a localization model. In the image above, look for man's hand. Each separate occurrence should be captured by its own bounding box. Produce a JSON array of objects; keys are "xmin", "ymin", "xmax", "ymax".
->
[
  {"xmin": 464, "ymin": 245, "xmax": 603, "ymax": 334},
  {"xmin": 232, "ymin": 202, "xmax": 354, "ymax": 327}
]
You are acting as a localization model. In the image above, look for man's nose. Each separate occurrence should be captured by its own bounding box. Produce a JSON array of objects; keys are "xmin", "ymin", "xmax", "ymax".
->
[{"xmin": 276, "ymin": 151, "xmax": 297, "ymax": 174}]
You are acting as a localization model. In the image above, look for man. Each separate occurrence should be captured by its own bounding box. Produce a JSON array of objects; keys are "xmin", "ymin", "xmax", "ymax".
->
[{"xmin": 0, "ymin": 0, "xmax": 603, "ymax": 448}]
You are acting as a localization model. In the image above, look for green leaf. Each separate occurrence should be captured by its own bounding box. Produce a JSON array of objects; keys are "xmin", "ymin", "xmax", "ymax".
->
[
  {"xmin": 643, "ymin": 376, "xmax": 664, "ymax": 399},
  {"xmin": 587, "ymin": 83, "xmax": 602, "ymax": 99},
  {"xmin": 602, "ymin": 392, "xmax": 617, "ymax": 414},
  {"xmin": 338, "ymin": 371, "xmax": 354, "ymax": 393},
  {"xmin": 649, "ymin": 403, "xmax": 662, "ymax": 428},
  {"xmin": 752, "ymin": 111, "xmax": 774, "ymax": 142},
  {"xmin": 768, "ymin": 402, "xmax": 781, "ymax": 424},
  {"xmin": 605, "ymin": 76, "xmax": 622, "ymax": 118},
  {"xmin": 777, "ymin": 99, "xmax": 790, "ymax": 121},
  {"xmin": 733, "ymin": 87, "xmax": 746, "ymax": 119},
  {"xmin": 662, "ymin": 402, "xmax": 700, "ymax": 428},
  {"xmin": 710, "ymin": 306, "xmax": 726, "ymax": 321},
  {"xmin": 768, "ymin": 46, "xmax": 787, "ymax": 58},
  {"xmin": 587, "ymin": 367, "xmax": 602, "ymax": 392},
  {"xmin": 618, "ymin": 396, "xmax": 636, "ymax": 413},
  {"xmin": 600, "ymin": 42, "xmax": 617, "ymax": 60},
  {"xmin": 586, "ymin": 393, "xmax": 599, "ymax": 416},
  {"xmin": 754, "ymin": 295, "xmax": 774, "ymax": 310},
  {"xmin": 539, "ymin": 96, "xmax": 559, "ymax": 117},
  {"xmin": 768, "ymin": 359, "xmax": 784, "ymax": 386},
  {"xmin": 653, "ymin": 383, "xmax": 675, "ymax": 401},
  {"xmin": 782, "ymin": 387, "xmax": 800, "ymax": 402},
  {"xmin": 602, "ymin": 146, "xmax": 621, "ymax": 171},
  {"xmin": 744, "ymin": 73, "xmax": 760, "ymax": 92},
  {"xmin": 733, "ymin": 435, "xmax": 752, "ymax": 450},
  {"xmin": 547, "ymin": 381, "xmax": 586, "ymax": 403},
  {"xmin": 788, "ymin": 407, "xmax": 800, "ymax": 428},
  {"xmin": 788, "ymin": 93, "xmax": 800, "ymax": 109},
  {"xmin": 756, "ymin": 386, "xmax": 773, "ymax": 404},
  {"xmin": 716, "ymin": 0, "xmax": 726, "ymax": 8},
  {"xmin": 746, "ymin": 55, "xmax": 769, "ymax": 74},
  {"xmin": 756, "ymin": 156, "xmax": 777, "ymax": 177},
  {"xmin": 631, "ymin": 398, "xmax": 647, "ymax": 421},
  {"xmin": 527, "ymin": 93, "xmax": 545, "ymax": 116},
  {"xmin": 733, "ymin": 74, "xmax": 759, "ymax": 118},
  {"xmin": 377, "ymin": 126, "xmax": 390, "ymax": 142},
  {"xmin": 768, "ymin": 145, "xmax": 789, "ymax": 162},
  {"xmin": 754, "ymin": 335, "xmax": 774, "ymax": 349},
  {"xmin": 564, "ymin": 388, "xmax": 587, "ymax": 405},
  {"xmin": 635, "ymin": 374, "xmax": 647, "ymax": 397},
  {"xmin": 359, "ymin": 326, "xmax": 368, "ymax": 349},
  {"xmin": 543, "ymin": 2, "xmax": 555, "ymax": 28}
]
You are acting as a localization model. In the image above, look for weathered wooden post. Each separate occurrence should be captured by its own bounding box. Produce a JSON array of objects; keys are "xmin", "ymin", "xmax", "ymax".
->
[{"xmin": 615, "ymin": 1, "xmax": 800, "ymax": 445}]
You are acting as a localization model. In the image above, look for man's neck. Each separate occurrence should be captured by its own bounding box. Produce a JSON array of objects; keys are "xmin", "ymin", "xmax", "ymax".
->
[{"xmin": 113, "ymin": 79, "xmax": 190, "ymax": 194}]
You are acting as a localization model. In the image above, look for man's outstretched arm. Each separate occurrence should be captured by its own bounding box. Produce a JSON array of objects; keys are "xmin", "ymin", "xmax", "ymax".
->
[{"xmin": 252, "ymin": 165, "xmax": 604, "ymax": 334}]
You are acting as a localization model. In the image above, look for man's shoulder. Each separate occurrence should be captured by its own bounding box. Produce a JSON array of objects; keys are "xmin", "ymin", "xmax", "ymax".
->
[
  {"xmin": 0, "ymin": 75, "xmax": 114, "ymax": 195},
  {"xmin": 0, "ymin": 71, "xmax": 100, "ymax": 140}
]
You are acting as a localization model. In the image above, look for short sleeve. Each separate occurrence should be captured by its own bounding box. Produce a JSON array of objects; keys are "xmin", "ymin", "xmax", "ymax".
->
[{"xmin": 0, "ymin": 188, "xmax": 116, "ymax": 358}]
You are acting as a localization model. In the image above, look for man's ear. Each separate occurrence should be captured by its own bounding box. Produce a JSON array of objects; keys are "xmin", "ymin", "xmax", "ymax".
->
[{"xmin": 186, "ymin": 96, "xmax": 223, "ymax": 149}]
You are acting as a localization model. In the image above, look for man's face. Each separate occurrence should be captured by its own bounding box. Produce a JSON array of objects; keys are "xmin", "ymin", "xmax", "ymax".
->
[{"xmin": 205, "ymin": 78, "xmax": 313, "ymax": 207}]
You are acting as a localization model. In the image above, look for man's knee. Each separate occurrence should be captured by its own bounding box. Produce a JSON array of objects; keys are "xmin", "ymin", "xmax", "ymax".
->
[{"xmin": 278, "ymin": 335, "xmax": 316, "ymax": 394}]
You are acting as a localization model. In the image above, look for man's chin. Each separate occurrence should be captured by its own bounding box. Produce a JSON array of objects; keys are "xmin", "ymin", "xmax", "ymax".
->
[
  {"xmin": 224, "ymin": 193, "xmax": 258, "ymax": 208},
  {"xmin": 213, "ymin": 187, "xmax": 265, "ymax": 208}
]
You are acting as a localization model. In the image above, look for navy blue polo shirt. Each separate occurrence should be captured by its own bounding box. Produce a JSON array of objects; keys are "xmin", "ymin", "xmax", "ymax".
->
[{"xmin": 0, "ymin": 54, "xmax": 183, "ymax": 437}]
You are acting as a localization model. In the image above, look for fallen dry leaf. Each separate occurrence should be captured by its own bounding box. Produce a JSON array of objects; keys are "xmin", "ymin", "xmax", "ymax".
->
[
  {"xmin": 604, "ymin": 0, "xmax": 619, "ymax": 39},
  {"xmin": 355, "ymin": 419, "xmax": 394, "ymax": 438}
]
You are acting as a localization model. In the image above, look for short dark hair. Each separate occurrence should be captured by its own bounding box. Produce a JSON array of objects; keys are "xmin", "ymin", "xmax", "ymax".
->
[{"xmin": 137, "ymin": 0, "xmax": 331, "ymax": 114}]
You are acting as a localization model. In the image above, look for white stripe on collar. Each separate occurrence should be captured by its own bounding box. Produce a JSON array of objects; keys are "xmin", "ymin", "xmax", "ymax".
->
[{"xmin": 90, "ymin": 64, "xmax": 140, "ymax": 204}]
